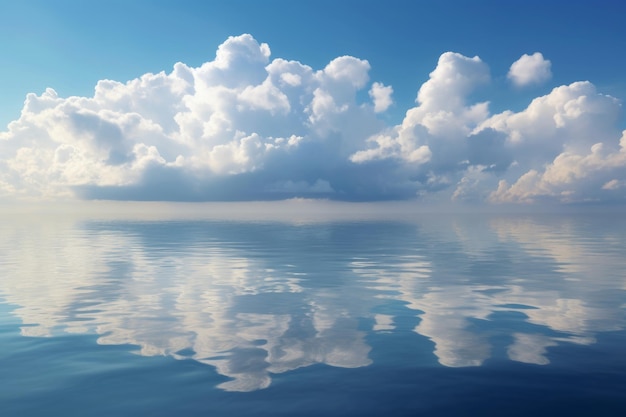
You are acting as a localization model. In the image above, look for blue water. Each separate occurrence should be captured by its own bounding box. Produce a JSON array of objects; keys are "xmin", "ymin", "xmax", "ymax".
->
[{"xmin": 1, "ymin": 210, "xmax": 625, "ymax": 416}]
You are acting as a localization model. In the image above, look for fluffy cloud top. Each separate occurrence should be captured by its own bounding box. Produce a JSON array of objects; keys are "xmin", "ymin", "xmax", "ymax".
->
[
  {"xmin": 369, "ymin": 82, "xmax": 393, "ymax": 113},
  {"xmin": 0, "ymin": 35, "xmax": 624, "ymax": 204},
  {"xmin": 508, "ymin": 52, "xmax": 552, "ymax": 87}
]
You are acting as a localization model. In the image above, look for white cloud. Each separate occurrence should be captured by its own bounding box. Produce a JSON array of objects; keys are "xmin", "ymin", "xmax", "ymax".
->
[
  {"xmin": 0, "ymin": 35, "xmax": 624, "ymax": 205},
  {"xmin": 479, "ymin": 82, "xmax": 624, "ymax": 204},
  {"xmin": 508, "ymin": 52, "xmax": 552, "ymax": 87},
  {"xmin": 321, "ymin": 55, "xmax": 370, "ymax": 89},
  {"xmin": 369, "ymin": 82, "xmax": 393, "ymax": 113},
  {"xmin": 351, "ymin": 52, "xmax": 490, "ymax": 167},
  {"xmin": 489, "ymin": 138, "xmax": 626, "ymax": 203}
]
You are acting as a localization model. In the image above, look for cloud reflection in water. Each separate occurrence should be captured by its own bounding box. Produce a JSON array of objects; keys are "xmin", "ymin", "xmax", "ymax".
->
[{"xmin": 0, "ymin": 213, "xmax": 624, "ymax": 391}]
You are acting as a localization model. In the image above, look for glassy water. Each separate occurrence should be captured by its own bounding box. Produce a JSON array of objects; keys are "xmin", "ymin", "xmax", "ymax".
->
[{"xmin": 1, "ymin": 209, "xmax": 625, "ymax": 416}]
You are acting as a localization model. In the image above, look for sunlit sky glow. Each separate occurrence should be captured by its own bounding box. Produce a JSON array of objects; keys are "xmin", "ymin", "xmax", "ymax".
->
[{"xmin": 1, "ymin": 0, "xmax": 625, "ymax": 205}]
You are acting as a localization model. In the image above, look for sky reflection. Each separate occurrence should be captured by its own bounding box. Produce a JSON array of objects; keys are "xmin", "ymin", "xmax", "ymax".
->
[{"xmin": 0, "ymin": 212, "xmax": 624, "ymax": 391}]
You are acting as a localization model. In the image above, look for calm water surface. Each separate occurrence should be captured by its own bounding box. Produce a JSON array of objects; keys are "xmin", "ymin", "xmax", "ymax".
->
[{"xmin": 1, "ymin": 210, "xmax": 625, "ymax": 416}]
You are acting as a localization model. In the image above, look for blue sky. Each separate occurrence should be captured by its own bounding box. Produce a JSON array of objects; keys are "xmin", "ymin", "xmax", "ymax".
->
[{"xmin": 1, "ymin": 0, "xmax": 625, "ymax": 204}]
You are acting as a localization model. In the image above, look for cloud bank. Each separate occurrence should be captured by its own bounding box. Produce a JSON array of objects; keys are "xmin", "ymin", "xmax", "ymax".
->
[{"xmin": 1, "ymin": 34, "xmax": 624, "ymax": 204}]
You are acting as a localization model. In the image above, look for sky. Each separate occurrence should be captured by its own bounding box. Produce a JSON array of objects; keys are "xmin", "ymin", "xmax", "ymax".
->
[{"xmin": 1, "ymin": 0, "xmax": 625, "ymax": 205}]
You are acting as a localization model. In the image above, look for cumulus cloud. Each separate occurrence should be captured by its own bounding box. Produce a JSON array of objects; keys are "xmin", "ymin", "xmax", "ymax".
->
[
  {"xmin": 351, "ymin": 52, "xmax": 490, "ymax": 167},
  {"xmin": 485, "ymin": 91, "xmax": 625, "ymax": 204},
  {"xmin": 0, "ymin": 35, "xmax": 624, "ymax": 204},
  {"xmin": 369, "ymin": 82, "xmax": 393, "ymax": 113},
  {"xmin": 508, "ymin": 52, "xmax": 552, "ymax": 87},
  {"xmin": 490, "ymin": 138, "xmax": 626, "ymax": 204}
]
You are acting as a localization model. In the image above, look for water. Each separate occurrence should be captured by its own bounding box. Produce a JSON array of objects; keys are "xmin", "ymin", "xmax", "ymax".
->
[{"xmin": 1, "ymin": 208, "xmax": 625, "ymax": 416}]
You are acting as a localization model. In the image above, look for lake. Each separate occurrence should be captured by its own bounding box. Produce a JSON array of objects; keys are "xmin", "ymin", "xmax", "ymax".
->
[{"xmin": 1, "ymin": 204, "xmax": 625, "ymax": 416}]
